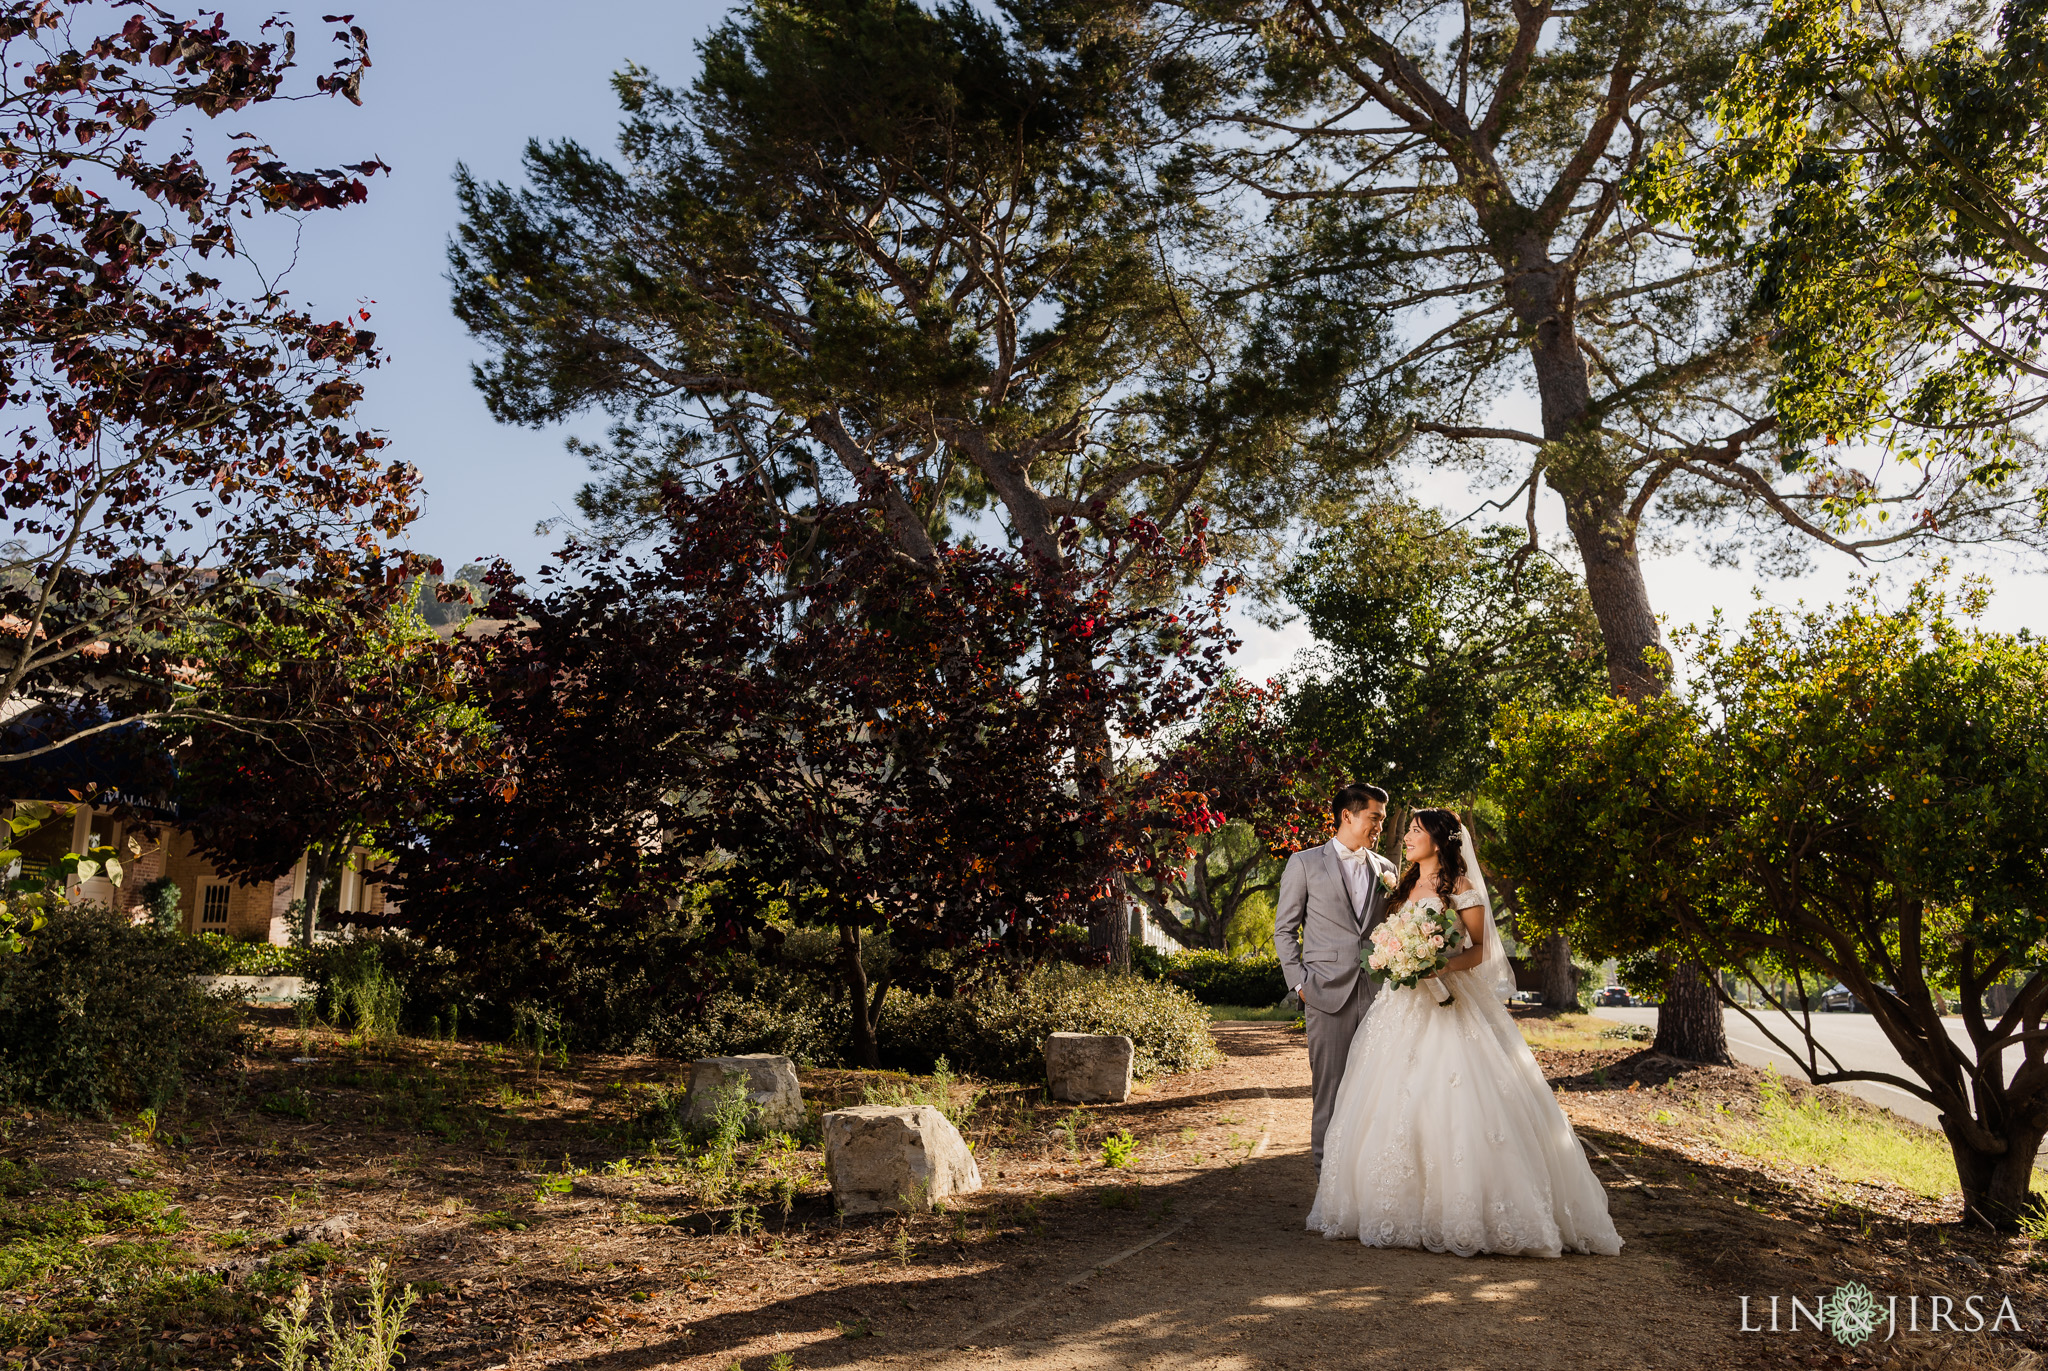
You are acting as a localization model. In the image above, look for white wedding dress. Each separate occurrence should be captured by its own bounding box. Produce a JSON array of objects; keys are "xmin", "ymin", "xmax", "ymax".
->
[{"xmin": 1306, "ymin": 876, "xmax": 1624, "ymax": 1259}]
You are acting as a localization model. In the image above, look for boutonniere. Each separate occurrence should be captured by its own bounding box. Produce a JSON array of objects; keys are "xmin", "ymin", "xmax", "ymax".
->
[{"xmin": 1377, "ymin": 867, "xmax": 1399, "ymax": 893}]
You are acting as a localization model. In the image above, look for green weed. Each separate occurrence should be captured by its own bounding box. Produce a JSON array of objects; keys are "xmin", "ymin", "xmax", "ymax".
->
[{"xmin": 266, "ymin": 1256, "xmax": 418, "ymax": 1371}]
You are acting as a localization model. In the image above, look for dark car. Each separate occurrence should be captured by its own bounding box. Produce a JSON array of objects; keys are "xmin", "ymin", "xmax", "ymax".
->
[
  {"xmin": 1821, "ymin": 982, "xmax": 1891, "ymax": 1012},
  {"xmin": 1594, "ymin": 985, "xmax": 1631, "ymax": 1007}
]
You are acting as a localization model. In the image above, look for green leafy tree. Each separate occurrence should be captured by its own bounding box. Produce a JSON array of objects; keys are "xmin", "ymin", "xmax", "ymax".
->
[
  {"xmin": 1491, "ymin": 576, "xmax": 2048, "ymax": 1228},
  {"xmin": 172, "ymin": 580, "xmax": 494, "ymax": 947},
  {"xmin": 1151, "ymin": 0, "xmax": 2044, "ymax": 1047},
  {"xmin": 1281, "ymin": 501, "xmax": 1604, "ymax": 800},
  {"xmin": 1639, "ymin": 0, "xmax": 2048, "ymax": 510},
  {"xmin": 1279, "ymin": 500, "xmax": 1603, "ymax": 1004},
  {"xmin": 1132, "ymin": 680, "xmax": 1331, "ymax": 950},
  {"xmin": 0, "ymin": 799, "xmax": 126, "ymax": 952},
  {"xmin": 444, "ymin": 0, "xmax": 1379, "ymax": 961}
]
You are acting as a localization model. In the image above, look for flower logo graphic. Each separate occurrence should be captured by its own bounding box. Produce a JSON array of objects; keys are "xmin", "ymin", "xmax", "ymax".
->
[{"xmin": 1827, "ymin": 1281, "xmax": 1881, "ymax": 1347}]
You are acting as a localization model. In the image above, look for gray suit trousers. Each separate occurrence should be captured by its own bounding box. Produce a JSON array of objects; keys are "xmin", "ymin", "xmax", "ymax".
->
[{"xmin": 1306, "ymin": 976, "xmax": 1373, "ymax": 1169}]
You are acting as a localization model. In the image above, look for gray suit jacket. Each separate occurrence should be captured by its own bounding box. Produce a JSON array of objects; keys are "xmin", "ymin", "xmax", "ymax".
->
[{"xmin": 1273, "ymin": 842, "xmax": 1396, "ymax": 1015}]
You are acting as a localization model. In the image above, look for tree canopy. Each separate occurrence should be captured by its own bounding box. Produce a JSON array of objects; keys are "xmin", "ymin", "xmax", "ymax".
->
[
  {"xmin": 1280, "ymin": 500, "xmax": 1604, "ymax": 805},
  {"xmin": 1491, "ymin": 576, "xmax": 2048, "ymax": 1227},
  {"xmin": 391, "ymin": 486, "xmax": 1237, "ymax": 1065},
  {"xmin": 0, "ymin": 3, "xmax": 419, "ymax": 771},
  {"xmin": 1641, "ymin": 0, "xmax": 2048, "ymax": 512},
  {"xmin": 447, "ymin": 0, "xmax": 1373, "ymax": 582}
]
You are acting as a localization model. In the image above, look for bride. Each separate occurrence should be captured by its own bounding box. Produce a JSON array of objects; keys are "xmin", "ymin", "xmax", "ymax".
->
[{"xmin": 1306, "ymin": 806, "xmax": 1623, "ymax": 1258}]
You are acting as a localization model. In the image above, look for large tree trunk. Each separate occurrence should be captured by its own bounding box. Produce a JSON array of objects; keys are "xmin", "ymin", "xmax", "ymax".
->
[
  {"xmin": 1652, "ymin": 958, "xmax": 1731, "ymax": 1064},
  {"xmin": 1510, "ymin": 247, "xmax": 1727, "ymax": 1061},
  {"xmin": 1534, "ymin": 934, "xmax": 1577, "ymax": 1010},
  {"xmin": 1094, "ymin": 877, "xmax": 1131, "ymax": 971},
  {"xmin": 1559, "ymin": 481, "xmax": 1667, "ymax": 701},
  {"xmin": 1949, "ymin": 1116, "xmax": 2048, "ymax": 1231}
]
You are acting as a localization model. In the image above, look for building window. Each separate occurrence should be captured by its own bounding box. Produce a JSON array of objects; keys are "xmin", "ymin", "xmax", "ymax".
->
[{"xmin": 201, "ymin": 884, "xmax": 231, "ymax": 926}]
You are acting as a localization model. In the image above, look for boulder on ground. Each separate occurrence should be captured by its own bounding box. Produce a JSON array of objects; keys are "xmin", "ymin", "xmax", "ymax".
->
[
  {"xmin": 1044, "ymin": 1032, "xmax": 1134, "ymax": 1103},
  {"xmin": 821, "ymin": 1105, "xmax": 981, "ymax": 1214},
  {"xmin": 684, "ymin": 1054, "xmax": 805, "ymax": 1135}
]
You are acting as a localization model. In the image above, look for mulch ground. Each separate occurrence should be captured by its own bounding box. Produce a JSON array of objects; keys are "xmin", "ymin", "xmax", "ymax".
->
[{"xmin": 5, "ymin": 1015, "xmax": 2048, "ymax": 1370}]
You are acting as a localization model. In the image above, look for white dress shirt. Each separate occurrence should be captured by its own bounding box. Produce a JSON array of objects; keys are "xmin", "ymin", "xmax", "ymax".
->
[{"xmin": 1329, "ymin": 836, "xmax": 1373, "ymax": 913}]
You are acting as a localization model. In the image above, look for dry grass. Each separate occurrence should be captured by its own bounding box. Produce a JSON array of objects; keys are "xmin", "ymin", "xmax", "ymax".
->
[{"xmin": 1517, "ymin": 1010, "xmax": 1644, "ymax": 1053}]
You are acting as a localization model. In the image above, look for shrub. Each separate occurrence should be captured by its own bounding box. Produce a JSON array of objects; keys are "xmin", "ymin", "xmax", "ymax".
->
[
  {"xmin": 883, "ymin": 964, "xmax": 1223, "ymax": 1081},
  {"xmin": 0, "ymin": 905, "xmax": 245, "ymax": 1114},
  {"xmin": 139, "ymin": 879, "xmax": 182, "ymax": 934},
  {"xmin": 300, "ymin": 933, "xmax": 472, "ymax": 1038},
  {"xmin": 1141, "ymin": 949, "xmax": 1288, "ymax": 1006},
  {"xmin": 185, "ymin": 932, "xmax": 308, "ymax": 977},
  {"xmin": 636, "ymin": 966, "xmax": 849, "ymax": 1067}
]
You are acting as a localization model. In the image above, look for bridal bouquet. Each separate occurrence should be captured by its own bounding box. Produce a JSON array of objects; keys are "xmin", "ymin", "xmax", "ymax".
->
[{"xmin": 1365, "ymin": 902, "xmax": 1468, "ymax": 1006}]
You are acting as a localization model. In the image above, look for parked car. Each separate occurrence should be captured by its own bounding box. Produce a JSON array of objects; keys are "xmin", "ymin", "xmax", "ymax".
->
[
  {"xmin": 1594, "ymin": 985, "xmax": 1631, "ymax": 1007},
  {"xmin": 1510, "ymin": 990, "xmax": 1544, "ymax": 1006},
  {"xmin": 1821, "ymin": 982, "xmax": 1892, "ymax": 1012}
]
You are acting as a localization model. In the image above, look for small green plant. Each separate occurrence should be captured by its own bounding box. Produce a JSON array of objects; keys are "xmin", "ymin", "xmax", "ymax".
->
[
  {"xmin": 768, "ymin": 1354, "xmax": 796, "ymax": 1371},
  {"xmin": 1590, "ymin": 1066, "xmax": 1609, "ymax": 1088},
  {"xmin": 1097, "ymin": 1185, "xmax": 1137, "ymax": 1210},
  {"xmin": 261, "ymin": 1087, "xmax": 315, "ymax": 1120},
  {"xmin": 726, "ymin": 1202, "xmax": 762, "ymax": 1237},
  {"xmin": 1101, "ymin": 1129, "xmax": 1138, "ymax": 1169},
  {"xmin": 127, "ymin": 1106, "xmax": 160, "ymax": 1145},
  {"xmin": 699, "ymin": 1068, "xmax": 760, "ymax": 1159},
  {"xmin": 1057, "ymin": 1107, "xmax": 1085, "ymax": 1153},
  {"xmin": 264, "ymin": 1257, "xmax": 418, "ymax": 1371},
  {"xmin": 770, "ymin": 1175, "xmax": 797, "ymax": 1221},
  {"xmin": 835, "ymin": 1316, "xmax": 874, "ymax": 1339},
  {"xmin": 892, "ymin": 1225, "xmax": 912, "ymax": 1266}
]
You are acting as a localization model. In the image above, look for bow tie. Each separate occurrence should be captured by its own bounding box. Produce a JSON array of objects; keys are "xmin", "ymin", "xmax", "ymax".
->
[{"xmin": 1335, "ymin": 846, "xmax": 1373, "ymax": 866}]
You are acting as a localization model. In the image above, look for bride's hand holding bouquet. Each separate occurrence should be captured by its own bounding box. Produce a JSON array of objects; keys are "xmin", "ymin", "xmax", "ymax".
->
[{"xmin": 1365, "ymin": 902, "xmax": 1468, "ymax": 1006}]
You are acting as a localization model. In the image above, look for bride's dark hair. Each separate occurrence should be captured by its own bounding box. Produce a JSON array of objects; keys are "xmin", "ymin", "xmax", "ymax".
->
[{"xmin": 1390, "ymin": 807, "xmax": 1466, "ymax": 906}]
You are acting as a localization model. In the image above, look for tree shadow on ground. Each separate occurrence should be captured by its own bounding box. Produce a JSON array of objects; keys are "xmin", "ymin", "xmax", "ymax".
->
[{"xmin": 516, "ymin": 1108, "xmax": 2048, "ymax": 1371}]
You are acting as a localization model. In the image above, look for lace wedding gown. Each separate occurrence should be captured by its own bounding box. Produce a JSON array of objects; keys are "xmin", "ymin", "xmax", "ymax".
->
[{"xmin": 1306, "ymin": 893, "xmax": 1624, "ymax": 1258}]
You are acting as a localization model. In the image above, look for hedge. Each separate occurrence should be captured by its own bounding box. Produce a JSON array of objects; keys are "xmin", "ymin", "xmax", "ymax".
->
[
  {"xmin": 1134, "ymin": 948, "xmax": 1289, "ymax": 1006},
  {"xmin": 882, "ymin": 964, "xmax": 1222, "ymax": 1080}
]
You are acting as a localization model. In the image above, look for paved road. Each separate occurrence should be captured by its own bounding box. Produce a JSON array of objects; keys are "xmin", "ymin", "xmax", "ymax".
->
[{"xmin": 1591, "ymin": 1006, "xmax": 2048, "ymax": 1157}]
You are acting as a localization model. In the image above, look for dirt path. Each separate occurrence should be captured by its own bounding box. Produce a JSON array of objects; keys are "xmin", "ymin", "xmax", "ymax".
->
[{"xmin": 848, "ymin": 1022, "xmax": 1752, "ymax": 1371}]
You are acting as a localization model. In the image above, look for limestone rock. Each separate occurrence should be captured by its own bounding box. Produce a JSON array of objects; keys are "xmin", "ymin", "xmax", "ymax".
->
[
  {"xmin": 191, "ymin": 974, "xmax": 309, "ymax": 1005},
  {"xmin": 683, "ymin": 1054, "xmax": 806, "ymax": 1135},
  {"xmin": 821, "ymin": 1105, "xmax": 981, "ymax": 1214},
  {"xmin": 1044, "ymin": 1032, "xmax": 1134, "ymax": 1103}
]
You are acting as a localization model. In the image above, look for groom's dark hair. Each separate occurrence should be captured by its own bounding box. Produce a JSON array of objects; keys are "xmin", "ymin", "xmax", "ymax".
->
[{"xmin": 1332, "ymin": 782, "xmax": 1389, "ymax": 823}]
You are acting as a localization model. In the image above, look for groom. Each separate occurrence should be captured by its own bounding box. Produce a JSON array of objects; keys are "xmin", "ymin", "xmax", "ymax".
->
[{"xmin": 1274, "ymin": 781, "xmax": 1394, "ymax": 1171}]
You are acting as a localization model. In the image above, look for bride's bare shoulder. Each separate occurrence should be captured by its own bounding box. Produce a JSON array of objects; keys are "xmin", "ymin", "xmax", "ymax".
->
[{"xmin": 1453, "ymin": 876, "xmax": 1476, "ymax": 894}]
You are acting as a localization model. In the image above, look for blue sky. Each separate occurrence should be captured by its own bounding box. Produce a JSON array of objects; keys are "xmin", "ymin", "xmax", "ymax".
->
[{"xmin": 204, "ymin": 0, "xmax": 2045, "ymax": 686}]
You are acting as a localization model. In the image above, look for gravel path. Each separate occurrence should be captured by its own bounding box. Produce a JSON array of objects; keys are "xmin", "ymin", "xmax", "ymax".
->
[{"xmin": 857, "ymin": 1022, "xmax": 1756, "ymax": 1371}]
